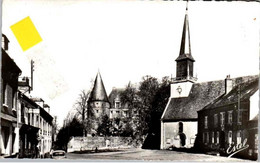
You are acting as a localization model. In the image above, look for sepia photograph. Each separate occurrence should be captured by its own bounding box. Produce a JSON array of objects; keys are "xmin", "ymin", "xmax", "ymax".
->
[{"xmin": 0, "ymin": 0, "xmax": 259, "ymax": 161}]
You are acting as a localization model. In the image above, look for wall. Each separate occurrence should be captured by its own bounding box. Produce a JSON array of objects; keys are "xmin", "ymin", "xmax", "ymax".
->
[
  {"xmin": 161, "ymin": 121, "xmax": 197, "ymax": 149},
  {"xmin": 67, "ymin": 136, "xmax": 132, "ymax": 152}
]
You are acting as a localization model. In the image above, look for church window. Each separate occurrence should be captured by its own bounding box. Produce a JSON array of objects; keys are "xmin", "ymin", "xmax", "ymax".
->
[{"xmin": 178, "ymin": 122, "xmax": 183, "ymax": 133}]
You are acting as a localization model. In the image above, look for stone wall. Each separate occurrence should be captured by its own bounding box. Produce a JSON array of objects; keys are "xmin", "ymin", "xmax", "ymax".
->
[{"xmin": 67, "ymin": 136, "xmax": 132, "ymax": 152}]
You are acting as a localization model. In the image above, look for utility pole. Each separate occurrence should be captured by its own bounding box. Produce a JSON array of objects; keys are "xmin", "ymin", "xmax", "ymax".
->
[{"xmin": 31, "ymin": 60, "xmax": 34, "ymax": 91}]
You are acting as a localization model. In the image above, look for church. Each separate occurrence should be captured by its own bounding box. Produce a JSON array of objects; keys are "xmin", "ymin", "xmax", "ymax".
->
[{"xmin": 160, "ymin": 2, "xmax": 258, "ymax": 152}]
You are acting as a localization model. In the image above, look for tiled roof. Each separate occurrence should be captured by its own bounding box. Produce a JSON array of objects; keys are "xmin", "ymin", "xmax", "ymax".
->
[
  {"xmin": 162, "ymin": 80, "xmax": 225, "ymax": 121},
  {"xmin": 161, "ymin": 75, "xmax": 258, "ymax": 121},
  {"xmin": 89, "ymin": 72, "xmax": 109, "ymax": 102},
  {"xmin": 202, "ymin": 75, "xmax": 258, "ymax": 110},
  {"xmin": 108, "ymin": 88, "xmax": 129, "ymax": 109}
]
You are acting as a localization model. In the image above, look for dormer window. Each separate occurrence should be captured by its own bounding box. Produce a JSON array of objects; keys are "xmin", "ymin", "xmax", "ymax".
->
[{"xmin": 115, "ymin": 101, "xmax": 120, "ymax": 108}]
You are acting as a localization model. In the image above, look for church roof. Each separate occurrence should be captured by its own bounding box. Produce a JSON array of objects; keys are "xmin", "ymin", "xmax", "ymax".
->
[
  {"xmin": 161, "ymin": 75, "xmax": 258, "ymax": 122},
  {"xmin": 89, "ymin": 71, "xmax": 109, "ymax": 102},
  {"xmin": 201, "ymin": 75, "xmax": 258, "ymax": 111},
  {"xmin": 175, "ymin": 5, "xmax": 195, "ymax": 62}
]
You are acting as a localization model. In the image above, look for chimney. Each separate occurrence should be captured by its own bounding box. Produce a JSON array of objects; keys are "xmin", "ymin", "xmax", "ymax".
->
[
  {"xmin": 225, "ymin": 75, "xmax": 232, "ymax": 94},
  {"xmin": 2, "ymin": 34, "xmax": 9, "ymax": 51}
]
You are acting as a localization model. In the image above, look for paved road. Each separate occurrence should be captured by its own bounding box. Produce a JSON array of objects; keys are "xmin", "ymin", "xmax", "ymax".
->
[{"xmin": 66, "ymin": 148, "xmax": 251, "ymax": 161}]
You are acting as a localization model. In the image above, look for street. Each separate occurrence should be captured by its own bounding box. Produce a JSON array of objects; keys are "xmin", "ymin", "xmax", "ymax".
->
[{"xmin": 65, "ymin": 148, "xmax": 251, "ymax": 161}]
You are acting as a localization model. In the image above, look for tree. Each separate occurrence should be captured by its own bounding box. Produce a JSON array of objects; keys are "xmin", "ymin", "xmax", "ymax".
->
[
  {"xmin": 56, "ymin": 117, "xmax": 84, "ymax": 151},
  {"xmin": 74, "ymin": 90, "xmax": 91, "ymax": 136},
  {"xmin": 137, "ymin": 75, "xmax": 160, "ymax": 136},
  {"xmin": 97, "ymin": 114, "xmax": 112, "ymax": 136}
]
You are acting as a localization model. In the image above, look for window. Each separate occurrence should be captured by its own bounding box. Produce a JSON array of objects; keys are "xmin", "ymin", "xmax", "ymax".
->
[
  {"xmin": 3, "ymin": 84, "xmax": 7, "ymax": 105},
  {"xmin": 12, "ymin": 92, "xmax": 16, "ymax": 109},
  {"xmin": 228, "ymin": 131, "xmax": 232, "ymax": 144},
  {"xmin": 237, "ymin": 131, "xmax": 241, "ymax": 144},
  {"xmin": 214, "ymin": 114, "xmax": 218, "ymax": 127},
  {"xmin": 115, "ymin": 102, "xmax": 120, "ymax": 108},
  {"xmin": 238, "ymin": 110, "xmax": 242, "ymax": 125},
  {"xmin": 111, "ymin": 111, "xmax": 113, "ymax": 114},
  {"xmin": 228, "ymin": 111, "xmax": 233, "ymax": 124},
  {"xmin": 123, "ymin": 111, "xmax": 128, "ymax": 117},
  {"xmin": 220, "ymin": 112, "xmax": 225, "ymax": 126},
  {"xmin": 204, "ymin": 116, "xmax": 208, "ymax": 129},
  {"xmin": 179, "ymin": 122, "xmax": 183, "ymax": 133},
  {"xmin": 255, "ymin": 134, "xmax": 258, "ymax": 153},
  {"xmin": 96, "ymin": 110, "xmax": 99, "ymax": 113},
  {"xmin": 212, "ymin": 132, "xmax": 214, "ymax": 144},
  {"xmin": 216, "ymin": 132, "xmax": 219, "ymax": 144},
  {"xmin": 203, "ymin": 132, "xmax": 209, "ymax": 144},
  {"xmin": 116, "ymin": 111, "xmax": 119, "ymax": 114}
]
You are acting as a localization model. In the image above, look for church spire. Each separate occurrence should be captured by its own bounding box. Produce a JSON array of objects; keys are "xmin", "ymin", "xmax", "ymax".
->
[
  {"xmin": 175, "ymin": 1, "xmax": 196, "ymax": 82},
  {"xmin": 89, "ymin": 71, "xmax": 109, "ymax": 102},
  {"xmin": 176, "ymin": 1, "xmax": 194, "ymax": 62}
]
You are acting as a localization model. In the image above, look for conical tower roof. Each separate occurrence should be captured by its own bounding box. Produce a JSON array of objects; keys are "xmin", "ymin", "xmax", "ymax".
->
[
  {"xmin": 89, "ymin": 71, "xmax": 109, "ymax": 102},
  {"xmin": 175, "ymin": 3, "xmax": 195, "ymax": 62}
]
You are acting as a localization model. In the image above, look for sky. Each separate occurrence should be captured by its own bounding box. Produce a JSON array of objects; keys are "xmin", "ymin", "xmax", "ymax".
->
[{"xmin": 2, "ymin": 0, "xmax": 259, "ymax": 127}]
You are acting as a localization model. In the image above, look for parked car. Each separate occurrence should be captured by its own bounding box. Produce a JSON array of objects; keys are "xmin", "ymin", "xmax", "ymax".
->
[{"xmin": 51, "ymin": 150, "xmax": 66, "ymax": 159}]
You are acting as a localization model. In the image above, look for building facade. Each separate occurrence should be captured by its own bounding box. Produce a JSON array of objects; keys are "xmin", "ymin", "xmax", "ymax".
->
[
  {"xmin": 197, "ymin": 75, "xmax": 258, "ymax": 160},
  {"xmin": 0, "ymin": 34, "xmax": 21, "ymax": 156},
  {"xmin": 1, "ymin": 34, "xmax": 54, "ymax": 158}
]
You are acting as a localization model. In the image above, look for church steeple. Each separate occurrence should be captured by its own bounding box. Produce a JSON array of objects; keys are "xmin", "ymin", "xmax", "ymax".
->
[
  {"xmin": 89, "ymin": 71, "xmax": 109, "ymax": 102},
  {"xmin": 175, "ymin": 2, "xmax": 196, "ymax": 82}
]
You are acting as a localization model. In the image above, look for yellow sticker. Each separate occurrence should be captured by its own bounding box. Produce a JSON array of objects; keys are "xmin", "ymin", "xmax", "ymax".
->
[{"xmin": 10, "ymin": 16, "xmax": 42, "ymax": 51}]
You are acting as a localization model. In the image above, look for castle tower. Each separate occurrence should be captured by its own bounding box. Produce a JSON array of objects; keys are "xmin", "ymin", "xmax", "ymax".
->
[
  {"xmin": 88, "ymin": 71, "xmax": 110, "ymax": 119},
  {"xmin": 171, "ymin": 2, "xmax": 196, "ymax": 98}
]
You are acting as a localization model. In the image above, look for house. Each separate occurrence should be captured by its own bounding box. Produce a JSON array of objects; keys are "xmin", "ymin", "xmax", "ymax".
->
[
  {"xmin": 108, "ymin": 87, "xmax": 139, "ymax": 131},
  {"xmin": 197, "ymin": 75, "xmax": 258, "ymax": 160},
  {"xmin": 0, "ymin": 34, "xmax": 22, "ymax": 156},
  {"xmin": 30, "ymin": 97, "xmax": 53, "ymax": 158}
]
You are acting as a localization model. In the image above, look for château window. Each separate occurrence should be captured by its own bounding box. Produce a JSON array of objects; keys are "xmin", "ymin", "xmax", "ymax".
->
[
  {"xmin": 204, "ymin": 116, "xmax": 208, "ymax": 129},
  {"xmin": 214, "ymin": 114, "xmax": 218, "ymax": 127},
  {"xmin": 228, "ymin": 111, "xmax": 233, "ymax": 124},
  {"xmin": 115, "ymin": 101, "xmax": 120, "ymax": 108}
]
